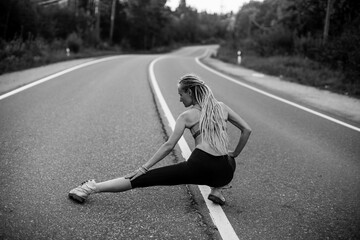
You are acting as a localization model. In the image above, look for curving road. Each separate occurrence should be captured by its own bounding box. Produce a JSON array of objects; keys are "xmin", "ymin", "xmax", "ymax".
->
[
  {"xmin": 153, "ymin": 46, "xmax": 360, "ymax": 240},
  {"xmin": 0, "ymin": 46, "xmax": 359, "ymax": 239}
]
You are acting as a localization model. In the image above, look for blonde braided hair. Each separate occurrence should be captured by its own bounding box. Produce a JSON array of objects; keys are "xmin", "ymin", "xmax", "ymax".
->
[{"xmin": 179, "ymin": 74, "xmax": 229, "ymax": 154}]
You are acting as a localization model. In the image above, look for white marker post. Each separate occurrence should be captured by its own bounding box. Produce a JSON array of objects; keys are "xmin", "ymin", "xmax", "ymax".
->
[{"xmin": 237, "ymin": 50, "xmax": 241, "ymax": 65}]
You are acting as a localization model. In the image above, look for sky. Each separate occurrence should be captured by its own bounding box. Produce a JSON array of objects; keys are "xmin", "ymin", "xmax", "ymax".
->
[{"xmin": 166, "ymin": 0, "xmax": 252, "ymax": 14}]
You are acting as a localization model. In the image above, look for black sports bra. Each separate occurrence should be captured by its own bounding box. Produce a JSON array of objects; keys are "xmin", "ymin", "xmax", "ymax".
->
[
  {"xmin": 189, "ymin": 105, "xmax": 228, "ymax": 139},
  {"xmin": 190, "ymin": 122, "xmax": 201, "ymax": 139},
  {"xmin": 190, "ymin": 106, "xmax": 201, "ymax": 139}
]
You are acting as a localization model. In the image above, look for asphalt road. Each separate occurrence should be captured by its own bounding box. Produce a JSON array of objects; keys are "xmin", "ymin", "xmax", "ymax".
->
[
  {"xmin": 153, "ymin": 46, "xmax": 360, "ymax": 239},
  {"xmin": 0, "ymin": 54, "xmax": 216, "ymax": 239},
  {"xmin": 0, "ymin": 46, "xmax": 360, "ymax": 240}
]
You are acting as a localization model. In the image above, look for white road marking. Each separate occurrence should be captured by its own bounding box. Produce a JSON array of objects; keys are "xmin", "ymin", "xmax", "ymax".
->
[
  {"xmin": 0, "ymin": 56, "xmax": 124, "ymax": 101},
  {"xmin": 195, "ymin": 56, "xmax": 360, "ymax": 133},
  {"xmin": 149, "ymin": 56, "xmax": 240, "ymax": 240}
]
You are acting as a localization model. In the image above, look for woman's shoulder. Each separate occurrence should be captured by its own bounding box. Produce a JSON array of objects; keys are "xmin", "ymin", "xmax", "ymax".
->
[
  {"xmin": 179, "ymin": 108, "xmax": 200, "ymax": 127},
  {"xmin": 182, "ymin": 106, "xmax": 200, "ymax": 116},
  {"xmin": 218, "ymin": 102, "xmax": 229, "ymax": 120},
  {"xmin": 218, "ymin": 101, "xmax": 227, "ymax": 109}
]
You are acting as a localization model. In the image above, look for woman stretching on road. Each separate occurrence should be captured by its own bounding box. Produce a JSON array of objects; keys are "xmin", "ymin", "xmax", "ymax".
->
[{"xmin": 69, "ymin": 74, "xmax": 251, "ymax": 205}]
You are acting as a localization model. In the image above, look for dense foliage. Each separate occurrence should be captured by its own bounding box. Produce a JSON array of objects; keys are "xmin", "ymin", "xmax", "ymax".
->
[
  {"xmin": 0, "ymin": 0, "xmax": 359, "ymax": 96},
  {"xmin": 220, "ymin": 0, "xmax": 360, "ymax": 96},
  {"xmin": 0, "ymin": 0, "xmax": 230, "ymax": 73},
  {"xmin": 0, "ymin": 0, "xmax": 229, "ymax": 49}
]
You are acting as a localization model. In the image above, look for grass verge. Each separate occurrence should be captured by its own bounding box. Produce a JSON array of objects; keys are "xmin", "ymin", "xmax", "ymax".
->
[
  {"xmin": 0, "ymin": 38, "xmax": 178, "ymax": 76},
  {"xmin": 215, "ymin": 47, "xmax": 359, "ymax": 98}
]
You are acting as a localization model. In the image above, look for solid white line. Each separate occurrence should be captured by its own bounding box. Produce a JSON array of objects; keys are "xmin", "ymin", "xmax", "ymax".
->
[
  {"xmin": 149, "ymin": 56, "xmax": 240, "ymax": 240},
  {"xmin": 0, "ymin": 56, "xmax": 124, "ymax": 101},
  {"xmin": 195, "ymin": 57, "xmax": 360, "ymax": 133}
]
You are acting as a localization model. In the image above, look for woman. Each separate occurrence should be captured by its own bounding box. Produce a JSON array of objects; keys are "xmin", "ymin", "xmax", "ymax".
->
[{"xmin": 69, "ymin": 74, "xmax": 251, "ymax": 205}]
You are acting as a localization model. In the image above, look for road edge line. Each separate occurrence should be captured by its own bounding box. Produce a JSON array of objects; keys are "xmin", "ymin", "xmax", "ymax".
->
[
  {"xmin": 148, "ymin": 56, "xmax": 240, "ymax": 240},
  {"xmin": 0, "ymin": 56, "xmax": 124, "ymax": 101},
  {"xmin": 195, "ymin": 56, "xmax": 360, "ymax": 133}
]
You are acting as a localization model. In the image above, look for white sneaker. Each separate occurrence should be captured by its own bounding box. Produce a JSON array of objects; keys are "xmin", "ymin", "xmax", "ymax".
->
[{"xmin": 69, "ymin": 179, "xmax": 97, "ymax": 203}]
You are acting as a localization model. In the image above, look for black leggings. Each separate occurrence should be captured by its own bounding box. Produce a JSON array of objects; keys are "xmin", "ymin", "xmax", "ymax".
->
[{"xmin": 131, "ymin": 148, "xmax": 236, "ymax": 189}]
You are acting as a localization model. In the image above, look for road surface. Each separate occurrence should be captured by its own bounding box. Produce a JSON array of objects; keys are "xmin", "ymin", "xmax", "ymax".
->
[{"xmin": 0, "ymin": 46, "xmax": 359, "ymax": 239}]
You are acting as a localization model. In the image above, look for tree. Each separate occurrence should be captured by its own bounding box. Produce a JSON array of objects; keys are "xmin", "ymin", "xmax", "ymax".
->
[
  {"xmin": 323, "ymin": 0, "xmax": 334, "ymax": 43},
  {"xmin": 0, "ymin": 0, "xmax": 41, "ymax": 40},
  {"xmin": 125, "ymin": 0, "xmax": 169, "ymax": 49}
]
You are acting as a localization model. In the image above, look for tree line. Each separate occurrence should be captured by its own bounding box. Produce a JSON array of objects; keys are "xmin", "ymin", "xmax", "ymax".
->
[
  {"xmin": 0, "ymin": 0, "xmax": 231, "ymax": 74},
  {"xmin": 222, "ymin": 0, "xmax": 359, "ymax": 95},
  {"xmin": 0, "ymin": 0, "xmax": 229, "ymax": 50},
  {"xmin": 1, "ymin": 0, "xmax": 359, "ymax": 96}
]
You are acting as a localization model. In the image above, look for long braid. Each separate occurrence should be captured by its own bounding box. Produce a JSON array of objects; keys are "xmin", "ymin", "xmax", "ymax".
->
[{"xmin": 179, "ymin": 74, "xmax": 229, "ymax": 154}]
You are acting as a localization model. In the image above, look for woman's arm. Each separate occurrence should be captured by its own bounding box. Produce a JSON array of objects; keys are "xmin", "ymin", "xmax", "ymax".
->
[
  {"xmin": 225, "ymin": 104, "xmax": 252, "ymax": 158},
  {"xmin": 143, "ymin": 113, "xmax": 187, "ymax": 169},
  {"xmin": 126, "ymin": 113, "xmax": 187, "ymax": 180}
]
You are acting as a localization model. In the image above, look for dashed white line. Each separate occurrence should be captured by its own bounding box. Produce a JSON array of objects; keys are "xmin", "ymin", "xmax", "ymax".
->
[{"xmin": 149, "ymin": 56, "xmax": 240, "ymax": 240}]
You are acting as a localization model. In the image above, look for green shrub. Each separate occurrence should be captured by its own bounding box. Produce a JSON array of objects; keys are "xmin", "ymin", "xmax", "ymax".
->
[
  {"xmin": 0, "ymin": 36, "xmax": 122, "ymax": 75},
  {"xmin": 294, "ymin": 35, "xmax": 322, "ymax": 59},
  {"xmin": 215, "ymin": 43, "xmax": 357, "ymax": 96},
  {"xmin": 0, "ymin": 37, "xmax": 63, "ymax": 74},
  {"xmin": 66, "ymin": 33, "xmax": 82, "ymax": 53},
  {"xmin": 215, "ymin": 43, "xmax": 238, "ymax": 64},
  {"xmin": 293, "ymin": 18, "xmax": 360, "ymax": 95},
  {"xmin": 251, "ymin": 27, "xmax": 294, "ymax": 56},
  {"xmin": 241, "ymin": 55, "xmax": 347, "ymax": 93},
  {"xmin": 51, "ymin": 39, "xmax": 66, "ymax": 51}
]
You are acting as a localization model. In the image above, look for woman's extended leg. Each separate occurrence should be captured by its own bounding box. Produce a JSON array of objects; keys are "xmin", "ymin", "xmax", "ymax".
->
[
  {"xmin": 69, "ymin": 150, "xmax": 235, "ymax": 204},
  {"xmin": 69, "ymin": 177, "xmax": 132, "ymax": 203},
  {"xmin": 68, "ymin": 161, "xmax": 190, "ymax": 204},
  {"xmin": 96, "ymin": 177, "xmax": 132, "ymax": 192}
]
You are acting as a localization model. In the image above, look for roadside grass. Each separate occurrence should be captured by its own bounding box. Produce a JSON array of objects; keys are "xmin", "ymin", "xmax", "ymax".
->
[
  {"xmin": 0, "ymin": 46, "xmax": 178, "ymax": 76},
  {"xmin": 0, "ymin": 48, "xmax": 121, "ymax": 76},
  {"xmin": 0, "ymin": 38, "xmax": 177, "ymax": 76},
  {"xmin": 242, "ymin": 55, "xmax": 344, "ymax": 87},
  {"xmin": 215, "ymin": 48, "xmax": 359, "ymax": 98}
]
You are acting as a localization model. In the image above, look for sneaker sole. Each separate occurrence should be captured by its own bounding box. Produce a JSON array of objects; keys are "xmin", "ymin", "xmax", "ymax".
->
[
  {"xmin": 208, "ymin": 194, "xmax": 225, "ymax": 206},
  {"xmin": 68, "ymin": 193, "xmax": 85, "ymax": 203}
]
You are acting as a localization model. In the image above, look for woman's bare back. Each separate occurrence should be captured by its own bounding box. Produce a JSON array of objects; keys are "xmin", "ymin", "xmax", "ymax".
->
[{"xmin": 185, "ymin": 103, "xmax": 228, "ymax": 156}]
